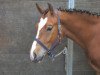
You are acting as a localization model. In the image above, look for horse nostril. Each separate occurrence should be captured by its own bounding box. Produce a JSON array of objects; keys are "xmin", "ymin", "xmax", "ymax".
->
[{"xmin": 34, "ymin": 52, "xmax": 37, "ymax": 59}]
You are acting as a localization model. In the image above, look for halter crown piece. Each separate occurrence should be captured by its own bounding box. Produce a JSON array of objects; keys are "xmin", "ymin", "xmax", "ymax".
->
[{"xmin": 34, "ymin": 14, "xmax": 62, "ymax": 60}]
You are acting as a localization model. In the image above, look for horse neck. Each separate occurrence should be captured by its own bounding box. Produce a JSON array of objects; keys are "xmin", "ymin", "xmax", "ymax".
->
[{"xmin": 58, "ymin": 11, "xmax": 99, "ymax": 49}]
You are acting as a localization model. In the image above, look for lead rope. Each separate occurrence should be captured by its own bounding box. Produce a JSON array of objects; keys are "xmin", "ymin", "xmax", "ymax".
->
[
  {"xmin": 54, "ymin": 46, "xmax": 68, "ymax": 58},
  {"xmin": 51, "ymin": 46, "xmax": 68, "ymax": 61}
]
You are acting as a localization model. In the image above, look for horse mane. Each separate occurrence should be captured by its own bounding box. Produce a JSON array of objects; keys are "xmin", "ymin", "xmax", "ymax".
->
[{"xmin": 57, "ymin": 7, "xmax": 100, "ymax": 17}]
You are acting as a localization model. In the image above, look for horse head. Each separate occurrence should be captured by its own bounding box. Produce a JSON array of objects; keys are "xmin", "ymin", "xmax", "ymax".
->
[{"xmin": 30, "ymin": 3, "xmax": 61, "ymax": 63}]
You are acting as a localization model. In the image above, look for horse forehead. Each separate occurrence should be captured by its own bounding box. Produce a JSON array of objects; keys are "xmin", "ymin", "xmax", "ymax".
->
[{"xmin": 38, "ymin": 17, "xmax": 48, "ymax": 30}]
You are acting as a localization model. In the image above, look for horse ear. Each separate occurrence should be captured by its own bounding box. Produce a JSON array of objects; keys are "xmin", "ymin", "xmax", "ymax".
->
[
  {"xmin": 48, "ymin": 3, "xmax": 54, "ymax": 15},
  {"xmin": 36, "ymin": 3, "xmax": 44, "ymax": 14}
]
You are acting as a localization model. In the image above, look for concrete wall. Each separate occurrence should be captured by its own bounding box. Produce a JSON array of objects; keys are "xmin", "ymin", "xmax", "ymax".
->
[{"xmin": 0, "ymin": 0, "xmax": 66, "ymax": 75}]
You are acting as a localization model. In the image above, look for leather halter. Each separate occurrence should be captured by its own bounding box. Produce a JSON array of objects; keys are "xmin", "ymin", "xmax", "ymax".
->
[{"xmin": 34, "ymin": 15, "xmax": 61, "ymax": 59}]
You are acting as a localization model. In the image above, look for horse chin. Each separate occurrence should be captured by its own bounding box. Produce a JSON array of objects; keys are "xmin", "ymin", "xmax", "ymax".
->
[{"xmin": 33, "ymin": 55, "xmax": 44, "ymax": 63}]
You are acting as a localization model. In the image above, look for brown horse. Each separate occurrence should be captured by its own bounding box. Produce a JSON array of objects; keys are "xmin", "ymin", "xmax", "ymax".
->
[{"xmin": 30, "ymin": 3, "xmax": 100, "ymax": 75}]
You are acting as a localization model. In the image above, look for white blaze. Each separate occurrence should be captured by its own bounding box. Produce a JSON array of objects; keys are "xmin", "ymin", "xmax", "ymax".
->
[{"xmin": 30, "ymin": 17, "xmax": 48, "ymax": 60}]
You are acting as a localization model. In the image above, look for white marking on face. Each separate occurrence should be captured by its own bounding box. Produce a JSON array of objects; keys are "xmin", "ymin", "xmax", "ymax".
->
[{"xmin": 30, "ymin": 17, "xmax": 48, "ymax": 61}]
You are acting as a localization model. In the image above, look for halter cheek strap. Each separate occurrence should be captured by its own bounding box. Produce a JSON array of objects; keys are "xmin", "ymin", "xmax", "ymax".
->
[
  {"xmin": 58, "ymin": 15, "xmax": 62, "ymax": 43},
  {"xmin": 35, "ymin": 36, "xmax": 60, "ymax": 59},
  {"xmin": 34, "ymin": 15, "xmax": 61, "ymax": 60}
]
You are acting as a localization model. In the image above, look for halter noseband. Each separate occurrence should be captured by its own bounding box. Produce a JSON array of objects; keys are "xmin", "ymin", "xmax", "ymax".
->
[{"xmin": 34, "ymin": 15, "xmax": 61, "ymax": 59}]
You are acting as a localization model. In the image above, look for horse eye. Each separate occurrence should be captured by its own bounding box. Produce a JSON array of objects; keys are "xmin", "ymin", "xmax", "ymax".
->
[{"xmin": 47, "ymin": 25, "xmax": 53, "ymax": 31}]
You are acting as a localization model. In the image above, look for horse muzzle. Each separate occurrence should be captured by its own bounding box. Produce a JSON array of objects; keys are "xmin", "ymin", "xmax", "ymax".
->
[{"xmin": 30, "ymin": 52, "xmax": 44, "ymax": 63}]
